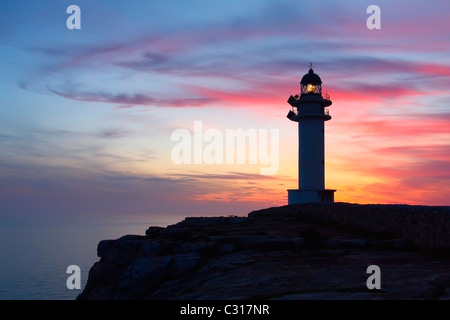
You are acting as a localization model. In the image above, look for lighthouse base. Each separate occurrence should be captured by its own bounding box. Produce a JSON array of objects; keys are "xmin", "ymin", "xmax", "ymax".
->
[{"xmin": 287, "ymin": 189, "xmax": 335, "ymax": 204}]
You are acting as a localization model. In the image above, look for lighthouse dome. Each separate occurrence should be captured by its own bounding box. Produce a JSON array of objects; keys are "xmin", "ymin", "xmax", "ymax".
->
[{"xmin": 300, "ymin": 68, "xmax": 322, "ymax": 85}]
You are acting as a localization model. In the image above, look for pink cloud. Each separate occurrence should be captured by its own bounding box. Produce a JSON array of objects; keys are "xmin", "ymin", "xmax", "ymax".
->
[
  {"xmin": 341, "ymin": 114, "xmax": 449, "ymax": 138},
  {"xmin": 331, "ymin": 140, "xmax": 450, "ymax": 206},
  {"xmin": 375, "ymin": 145, "xmax": 450, "ymax": 162}
]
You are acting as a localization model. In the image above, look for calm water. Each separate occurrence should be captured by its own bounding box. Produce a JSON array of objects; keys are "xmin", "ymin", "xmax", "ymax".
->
[{"xmin": 0, "ymin": 215, "xmax": 181, "ymax": 300}]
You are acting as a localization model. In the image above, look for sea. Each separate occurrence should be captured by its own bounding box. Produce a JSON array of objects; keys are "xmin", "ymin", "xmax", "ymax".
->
[{"xmin": 0, "ymin": 215, "xmax": 183, "ymax": 300}]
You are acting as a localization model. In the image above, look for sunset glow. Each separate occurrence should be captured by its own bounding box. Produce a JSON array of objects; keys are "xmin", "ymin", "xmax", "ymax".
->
[{"xmin": 1, "ymin": 0, "xmax": 449, "ymax": 220}]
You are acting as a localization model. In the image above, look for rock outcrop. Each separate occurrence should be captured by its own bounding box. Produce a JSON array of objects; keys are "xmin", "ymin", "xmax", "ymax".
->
[{"xmin": 78, "ymin": 202, "xmax": 450, "ymax": 300}]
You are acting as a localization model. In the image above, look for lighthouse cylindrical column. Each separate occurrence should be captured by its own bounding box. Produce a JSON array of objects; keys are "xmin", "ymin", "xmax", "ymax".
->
[
  {"xmin": 294, "ymin": 94, "xmax": 330, "ymax": 191},
  {"xmin": 298, "ymin": 116, "xmax": 325, "ymax": 190}
]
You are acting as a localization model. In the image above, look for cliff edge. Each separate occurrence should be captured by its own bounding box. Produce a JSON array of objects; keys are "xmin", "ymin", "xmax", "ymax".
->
[{"xmin": 77, "ymin": 202, "xmax": 450, "ymax": 300}]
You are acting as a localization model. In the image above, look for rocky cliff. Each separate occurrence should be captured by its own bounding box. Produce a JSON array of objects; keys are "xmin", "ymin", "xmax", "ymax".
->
[{"xmin": 78, "ymin": 202, "xmax": 450, "ymax": 300}]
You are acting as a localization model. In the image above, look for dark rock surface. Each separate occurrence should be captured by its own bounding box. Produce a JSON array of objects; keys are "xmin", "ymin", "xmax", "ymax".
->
[{"xmin": 78, "ymin": 203, "xmax": 450, "ymax": 300}]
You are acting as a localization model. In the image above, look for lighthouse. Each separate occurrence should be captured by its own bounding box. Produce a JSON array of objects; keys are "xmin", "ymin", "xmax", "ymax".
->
[{"xmin": 286, "ymin": 66, "xmax": 335, "ymax": 204}]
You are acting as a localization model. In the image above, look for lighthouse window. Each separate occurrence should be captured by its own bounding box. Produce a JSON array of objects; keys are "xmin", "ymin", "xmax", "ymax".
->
[
  {"xmin": 306, "ymin": 84, "xmax": 315, "ymax": 93},
  {"xmin": 302, "ymin": 84, "xmax": 322, "ymax": 95}
]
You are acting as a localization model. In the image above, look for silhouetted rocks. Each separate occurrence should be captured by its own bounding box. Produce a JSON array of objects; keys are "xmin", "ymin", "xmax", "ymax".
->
[{"xmin": 78, "ymin": 202, "xmax": 450, "ymax": 300}]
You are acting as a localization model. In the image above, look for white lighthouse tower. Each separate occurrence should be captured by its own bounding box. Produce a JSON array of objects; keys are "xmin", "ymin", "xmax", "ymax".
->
[{"xmin": 287, "ymin": 66, "xmax": 335, "ymax": 204}]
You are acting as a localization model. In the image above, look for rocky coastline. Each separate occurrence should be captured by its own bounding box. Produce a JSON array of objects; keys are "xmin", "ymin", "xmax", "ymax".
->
[{"xmin": 78, "ymin": 202, "xmax": 450, "ymax": 300}]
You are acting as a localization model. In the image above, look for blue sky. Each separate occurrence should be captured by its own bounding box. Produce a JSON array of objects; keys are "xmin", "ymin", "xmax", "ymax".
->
[{"xmin": 1, "ymin": 0, "xmax": 449, "ymax": 219}]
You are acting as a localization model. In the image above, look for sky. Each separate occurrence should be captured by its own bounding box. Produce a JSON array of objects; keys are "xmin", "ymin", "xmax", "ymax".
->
[{"xmin": 1, "ymin": 0, "xmax": 449, "ymax": 220}]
